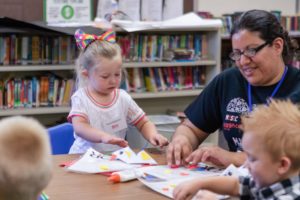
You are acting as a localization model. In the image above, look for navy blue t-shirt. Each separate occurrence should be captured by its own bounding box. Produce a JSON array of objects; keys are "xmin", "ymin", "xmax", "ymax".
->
[{"xmin": 185, "ymin": 66, "xmax": 300, "ymax": 151}]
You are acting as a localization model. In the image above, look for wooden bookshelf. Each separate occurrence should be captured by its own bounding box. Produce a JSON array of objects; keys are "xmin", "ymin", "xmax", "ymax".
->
[
  {"xmin": 0, "ymin": 17, "xmax": 221, "ymax": 126},
  {"xmin": 0, "ymin": 106, "xmax": 70, "ymax": 116}
]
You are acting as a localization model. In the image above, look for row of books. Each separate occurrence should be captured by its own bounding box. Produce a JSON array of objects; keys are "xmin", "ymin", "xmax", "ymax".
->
[
  {"xmin": 0, "ymin": 76, "xmax": 75, "ymax": 109},
  {"xmin": 0, "ymin": 35, "xmax": 78, "ymax": 65},
  {"xmin": 221, "ymin": 11, "xmax": 300, "ymax": 34},
  {"xmin": 0, "ymin": 65, "xmax": 207, "ymax": 109},
  {"xmin": 0, "ymin": 33, "xmax": 209, "ymax": 66},
  {"xmin": 121, "ymin": 66, "xmax": 206, "ymax": 93},
  {"xmin": 281, "ymin": 15, "xmax": 300, "ymax": 32},
  {"xmin": 117, "ymin": 33, "xmax": 208, "ymax": 62}
]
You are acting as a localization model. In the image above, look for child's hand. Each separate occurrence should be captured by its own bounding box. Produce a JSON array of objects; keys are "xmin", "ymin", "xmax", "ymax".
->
[
  {"xmin": 191, "ymin": 190, "xmax": 218, "ymax": 200},
  {"xmin": 102, "ymin": 135, "xmax": 128, "ymax": 147},
  {"xmin": 149, "ymin": 134, "xmax": 169, "ymax": 147},
  {"xmin": 173, "ymin": 179, "xmax": 201, "ymax": 200}
]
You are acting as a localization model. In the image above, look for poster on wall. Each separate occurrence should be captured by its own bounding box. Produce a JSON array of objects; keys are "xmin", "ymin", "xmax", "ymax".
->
[{"xmin": 43, "ymin": 0, "xmax": 93, "ymax": 24}]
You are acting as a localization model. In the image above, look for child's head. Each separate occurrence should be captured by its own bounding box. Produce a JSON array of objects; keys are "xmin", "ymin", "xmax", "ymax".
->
[
  {"xmin": 241, "ymin": 100, "xmax": 300, "ymax": 188},
  {"xmin": 75, "ymin": 29, "xmax": 122, "ymax": 92},
  {"xmin": 0, "ymin": 116, "xmax": 52, "ymax": 200}
]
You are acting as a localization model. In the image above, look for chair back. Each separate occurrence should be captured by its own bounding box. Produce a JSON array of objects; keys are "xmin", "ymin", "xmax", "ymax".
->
[{"xmin": 47, "ymin": 123, "xmax": 74, "ymax": 155}]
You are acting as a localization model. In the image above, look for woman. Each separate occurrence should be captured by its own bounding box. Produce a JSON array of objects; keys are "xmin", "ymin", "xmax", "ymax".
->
[{"xmin": 167, "ymin": 9, "xmax": 300, "ymax": 167}]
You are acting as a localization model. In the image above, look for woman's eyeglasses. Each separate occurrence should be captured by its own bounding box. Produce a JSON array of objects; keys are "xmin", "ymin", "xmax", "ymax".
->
[{"xmin": 229, "ymin": 41, "xmax": 270, "ymax": 61}]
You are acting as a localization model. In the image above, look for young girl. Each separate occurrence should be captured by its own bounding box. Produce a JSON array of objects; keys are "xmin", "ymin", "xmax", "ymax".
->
[{"xmin": 68, "ymin": 29, "xmax": 169, "ymax": 154}]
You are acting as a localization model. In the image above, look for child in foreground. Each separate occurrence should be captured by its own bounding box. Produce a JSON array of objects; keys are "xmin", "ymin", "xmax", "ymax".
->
[
  {"xmin": 68, "ymin": 29, "xmax": 168, "ymax": 153},
  {"xmin": 173, "ymin": 100, "xmax": 300, "ymax": 200},
  {"xmin": 0, "ymin": 116, "xmax": 52, "ymax": 200}
]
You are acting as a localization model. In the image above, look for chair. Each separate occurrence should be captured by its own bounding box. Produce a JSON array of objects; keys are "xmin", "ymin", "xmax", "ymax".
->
[{"xmin": 47, "ymin": 123, "xmax": 75, "ymax": 155}]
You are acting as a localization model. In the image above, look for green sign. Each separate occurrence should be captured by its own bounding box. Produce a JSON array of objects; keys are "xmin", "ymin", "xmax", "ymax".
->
[{"xmin": 44, "ymin": 0, "xmax": 93, "ymax": 23}]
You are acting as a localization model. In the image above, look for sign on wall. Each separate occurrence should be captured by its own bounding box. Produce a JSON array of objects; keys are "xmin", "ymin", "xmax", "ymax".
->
[
  {"xmin": 44, "ymin": 0, "xmax": 93, "ymax": 23},
  {"xmin": 195, "ymin": 0, "xmax": 296, "ymax": 17}
]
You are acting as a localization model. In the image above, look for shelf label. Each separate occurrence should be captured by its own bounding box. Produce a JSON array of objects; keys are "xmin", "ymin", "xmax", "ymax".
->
[{"xmin": 43, "ymin": 0, "xmax": 93, "ymax": 23}]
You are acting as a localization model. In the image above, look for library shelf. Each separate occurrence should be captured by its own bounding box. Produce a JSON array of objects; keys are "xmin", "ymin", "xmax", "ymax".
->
[
  {"xmin": 0, "ymin": 65, "xmax": 75, "ymax": 72},
  {"xmin": 123, "ymin": 60, "xmax": 217, "ymax": 68},
  {"xmin": 0, "ymin": 17, "xmax": 222, "ymax": 125},
  {"xmin": 130, "ymin": 88, "xmax": 203, "ymax": 99},
  {"xmin": 0, "ymin": 106, "xmax": 70, "ymax": 116}
]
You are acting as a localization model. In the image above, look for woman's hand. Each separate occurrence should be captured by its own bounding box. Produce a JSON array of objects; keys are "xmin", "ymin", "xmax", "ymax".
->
[
  {"xmin": 185, "ymin": 146, "xmax": 234, "ymax": 167},
  {"xmin": 167, "ymin": 135, "xmax": 193, "ymax": 166}
]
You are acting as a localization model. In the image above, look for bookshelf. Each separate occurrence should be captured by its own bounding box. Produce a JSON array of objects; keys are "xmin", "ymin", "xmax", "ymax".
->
[
  {"xmin": 118, "ymin": 27, "xmax": 221, "ymax": 115},
  {"xmin": 0, "ymin": 17, "xmax": 78, "ymax": 125},
  {"xmin": 0, "ymin": 17, "xmax": 221, "ymax": 126}
]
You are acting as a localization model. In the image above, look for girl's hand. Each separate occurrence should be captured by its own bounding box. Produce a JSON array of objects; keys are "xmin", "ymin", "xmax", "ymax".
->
[
  {"xmin": 149, "ymin": 134, "xmax": 169, "ymax": 147},
  {"xmin": 102, "ymin": 135, "xmax": 128, "ymax": 147},
  {"xmin": 173, "ymin": 179, "xmax": 201, "ymax": 200}
]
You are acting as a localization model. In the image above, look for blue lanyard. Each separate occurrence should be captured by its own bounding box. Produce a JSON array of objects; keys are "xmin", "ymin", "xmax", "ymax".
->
[{"xmin": 247, "ymin": 66, "xmax": 288, "ymax": 112}]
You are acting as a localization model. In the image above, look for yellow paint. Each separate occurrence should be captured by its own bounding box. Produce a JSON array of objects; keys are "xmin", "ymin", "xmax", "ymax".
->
[
  {"xmin": 99, "ymin": 165, "xmax": 109, "ymax": 171},
  {"xmin": 140, "ymin": 151, "xmax": 151, "ymax": 160}
]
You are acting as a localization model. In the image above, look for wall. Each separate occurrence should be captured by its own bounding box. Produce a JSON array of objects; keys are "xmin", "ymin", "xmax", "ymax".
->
[
  {"xmin": 0, "ymin": 0, "xmax": 98, "ymax": 22},
  {"xmin": 194, "ymin": 0, "xmax": 297, "ymax": 17},
  {"xmin": 0, "ymin": 0, "xmax": 43, "ymax": 21},
  {"xmin": 0, "ymin": 0, "xmax": 193, "ymax": 22}
]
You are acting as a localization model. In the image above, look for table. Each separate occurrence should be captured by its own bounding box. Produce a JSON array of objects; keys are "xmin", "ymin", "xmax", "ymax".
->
[{"xmin": 45, "ymin": 149, "xmax": 169, "ymax": 200}]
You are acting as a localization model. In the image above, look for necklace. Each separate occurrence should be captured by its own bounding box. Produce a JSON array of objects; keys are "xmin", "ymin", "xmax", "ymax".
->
[{"xmin": 247, "ymin": 66, "xmax": 288, "ymax": 112}]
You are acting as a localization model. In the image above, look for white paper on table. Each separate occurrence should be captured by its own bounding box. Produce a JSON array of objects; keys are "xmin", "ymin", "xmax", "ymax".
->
[
  {"xmin": 138, "ymin": 165, "xmax": 221, "ymax": 180},
  {"xmin": 137, "ymin": 165, "xmax": 223, "ymax": 199},
  {"xmin": 112, "ymin": 146, "xmax": 157, "ymax": 165},
  {"xmin": 67, "ymin": 148, "xmax": 138, "ymax": 173},
  {"xmin": 139, "ymin": 176, "xmax": 191, "ymax": 199},
  {"xmin": 221, "ymin": 164, "xmax": 250, "ymax": 177}
]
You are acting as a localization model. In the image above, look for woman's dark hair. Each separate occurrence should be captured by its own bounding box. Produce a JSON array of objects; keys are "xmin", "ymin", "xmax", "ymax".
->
[{"xmin": 230, "ymin": 9, "xmax": 298, "ymax": 64}]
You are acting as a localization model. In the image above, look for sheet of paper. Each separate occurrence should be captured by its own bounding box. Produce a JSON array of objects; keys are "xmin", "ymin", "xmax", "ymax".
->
[
  {"xmin": 139, "ymin": 177, "xmax": 190, "ymax": 198},
  {"xmin": 118, "ymin": 0, "xmax": 140, "ymax": 21},
  {"xmin": 162, "ymin": 0, "xmax": 183, "ymax": 20},
  {"xmin": 160, "ymin": 12, "xmax": 222, "ymax": 28},
  {"xmin": 137, "ymin": 165, "xmax": 223, "ymax": 199},
  {"xmin": 112, "ymin": 146, "xmax": 157, "ymax": 165},
  {"xmin": 111, "ymin": 12, "xmax": 222, "ymax": 32},
  {"xmin": 67, "ymin": 148, "xmax": 138, "ymax": 173},
  {"xmin": 221, "ymin": 164, "xmax": 250, "ymax": 177},
  {"xmin": 141, "ymin": 0, "xmax": 163, "ymax": 21},
  {"xmin": 96, "ymin": 0, "xmax": 115, "ymax": 19}
]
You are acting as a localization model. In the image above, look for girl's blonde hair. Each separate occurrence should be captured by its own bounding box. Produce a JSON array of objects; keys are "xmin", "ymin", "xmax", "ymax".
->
[
  {"xmin": 75, "ymin": 40, "xmax": 122, "ymax": 88},
  {"xmin": 241, "ymin": 100, "xmax": 300, "ymax": 170}
]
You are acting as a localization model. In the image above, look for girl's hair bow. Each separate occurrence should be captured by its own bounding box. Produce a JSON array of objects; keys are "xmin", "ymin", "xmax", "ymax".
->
[{"xmin": 74, "ymin": 29, "xmax": 116, "ymax": 50}]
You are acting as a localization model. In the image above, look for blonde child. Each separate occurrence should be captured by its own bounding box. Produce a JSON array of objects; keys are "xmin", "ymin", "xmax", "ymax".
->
[
  {"xmin": 0, "ymin": 116, "xmax": 52, "ymax": 200},
  {"xmin": 68, "ymin": 29, "xmax": 169, "ymax": 154},
  {"xmin": 173, "ymin": 100, "xmax": 300, "ymax": 200}
]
